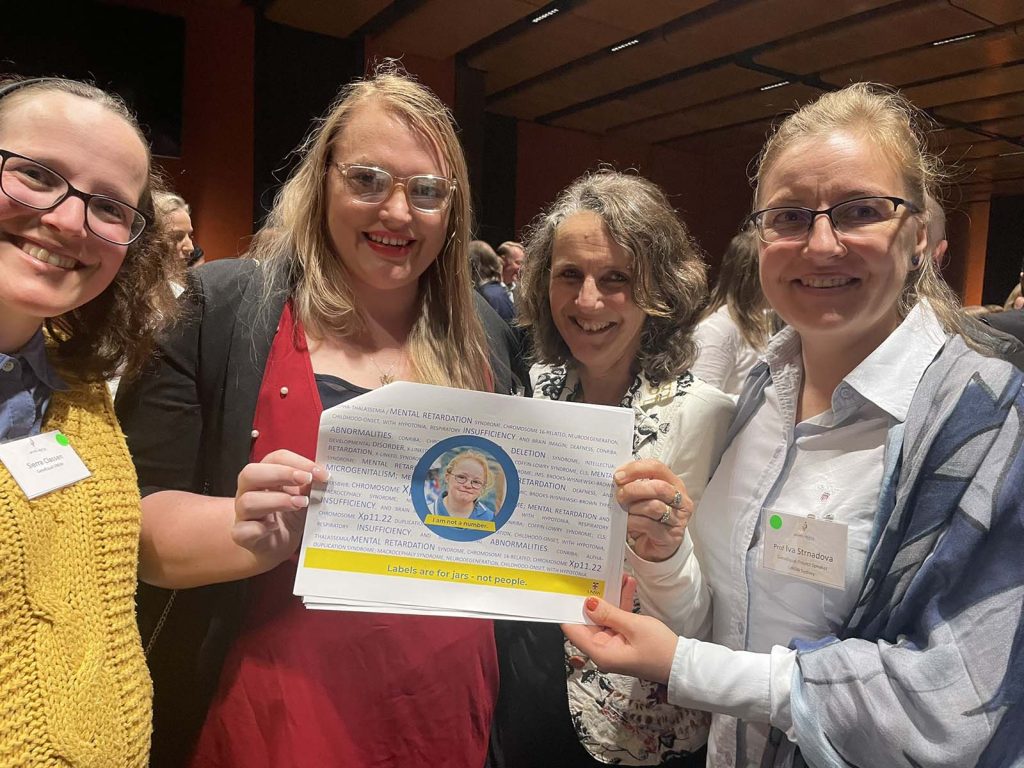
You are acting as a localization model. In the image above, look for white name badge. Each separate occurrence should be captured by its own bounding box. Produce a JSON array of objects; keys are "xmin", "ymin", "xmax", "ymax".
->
[
  {"xmin": 761, "ymin": 510, "xmax": 847, "ymax": 589},
  {"xmin": 0, "ymin": 430, "xmax": 92, "ymax": 499}
]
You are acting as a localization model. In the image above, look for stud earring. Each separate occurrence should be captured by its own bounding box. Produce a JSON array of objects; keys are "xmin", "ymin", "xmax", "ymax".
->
[{"xmin": 911, "ymin": 254, "xmax": 921, "ymax": 267}]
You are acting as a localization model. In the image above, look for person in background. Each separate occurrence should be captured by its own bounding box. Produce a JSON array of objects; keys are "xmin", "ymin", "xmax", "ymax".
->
[
  {"xmin": 116, "ymin": 62, "xmax": 523, "ymax": 768},
  {"xmin": 154, "ymin": 191, "xmax": 194, "ymax": 264},
  {"xmin": 491, "ymin": 170, "xmax": 733, "ymax": 768},
  {"xmin": 0, "ymin": 75, "xmax": 178, "ymax": 767},
  {"xmin": 498, "ymin": 239, "xmax": 525, "ymax": 300},
  {"xmin": 565, "ymin": 83, "xmax": 1024, "ymax": 768},
  {"xmin": 924, "ymin": 192, "xmax": 948, "ymax": 266},
  {"xmin": 1006, "ymin": 283, "xmax": 1023, "ymax": 309},
  {"xmin": 924, "ymin": 195, "xmax": 1023, "ymax": 363},
  {"xmin": 470, "ymin": 239, "xmax": 515, "ymax": 322},
  {"xmin": 985, "ymin": 252, "xmax": 1024, "ymax": 352},
  {"xmin": 691, "ymin": 229, "xmax": 775, "ymax": 397},
  {"xmin": 1002, "ymin": 253, "xmax": 1024, "ymax": 311},
  {"xmin": 152, "ymin": 191, "xmax": 196, "ymax": 298}
]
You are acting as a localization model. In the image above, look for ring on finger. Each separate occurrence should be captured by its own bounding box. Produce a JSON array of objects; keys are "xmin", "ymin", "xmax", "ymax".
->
[
  {"xmin": 658, "ymin": 506, "xmax": 672, "ymax": 525},
  {"xmin": 669, "ymin": 490, "xmax": 684, "ymax": 509}
]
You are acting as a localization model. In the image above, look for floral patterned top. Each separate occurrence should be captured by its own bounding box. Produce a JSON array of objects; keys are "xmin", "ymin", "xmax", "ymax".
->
[{"xmin": 531, "ymin": 364, "xmax": 734, "ymax": 765}]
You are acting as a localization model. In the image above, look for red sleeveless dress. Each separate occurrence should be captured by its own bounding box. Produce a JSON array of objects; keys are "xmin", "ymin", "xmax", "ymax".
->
[{"xmin": 188, "ymin": 303, "xmax": 498, "ymax": 767}]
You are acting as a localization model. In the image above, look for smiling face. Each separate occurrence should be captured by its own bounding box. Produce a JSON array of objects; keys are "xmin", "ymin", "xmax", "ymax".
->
[
  {"xmin": 446, "ymin": 455, "xmax": 487, "ymax": 506},
  {"xmin": 0, "ymin": 91, "xmax": 148, "ymax": 351},
  {"xmin": 325, "ymin": 101, "xmax": 450, "ymax": 304},
  {"xmin": 548, "ymin": 211, "xmax": 646, "ymax": 382},
  {"xmin": 756, "ymin": 130, "xmax": 926, "ymax": 357}
]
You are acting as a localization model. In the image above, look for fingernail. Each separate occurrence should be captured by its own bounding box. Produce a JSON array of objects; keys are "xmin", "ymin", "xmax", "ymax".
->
[
  {"xmin": 585, "ymin": 597, "xmax": 599, "ymax": 611},
  {"xmin": 318, "ymin": 467, "xmax": 332, "ymax": 481},
  {"xmin": 568, "ymin": 655, "xmax": 587, "ymax": 669},
  {"xmin": 300, "ymin": 471, "xmax": 314, "ymax": 484},
  {"xmin": 613, "ymin": 471, "xmax": 625, "ymax": 483},
  {"xmin": 293, "ymin": 495, "xmax": 309, "ymax": 508}
]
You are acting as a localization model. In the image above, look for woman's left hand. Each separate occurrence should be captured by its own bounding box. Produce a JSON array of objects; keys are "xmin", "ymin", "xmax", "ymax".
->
[
  {"xmin": 562, "ymin": 577, "xmax": 679, "ymax": 684},
  {"xmin": 614, "ymin": 459, "xmax": 693, "ymax": 562}
]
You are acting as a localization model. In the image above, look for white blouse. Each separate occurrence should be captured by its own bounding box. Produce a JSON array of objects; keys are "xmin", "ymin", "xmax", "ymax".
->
[
  {"xmin": 629, "ymin": 304, "xmax": 948, "ymax": 768},
  {"xmin": 691, "ymin": 305, "xmax": 763, "ymax": 397}
]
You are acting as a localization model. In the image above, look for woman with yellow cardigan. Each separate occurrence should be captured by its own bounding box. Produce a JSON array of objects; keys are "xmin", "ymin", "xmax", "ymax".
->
[{"xmin": 0, "ymin": 76, "xmax": 177, "ymax": 767}]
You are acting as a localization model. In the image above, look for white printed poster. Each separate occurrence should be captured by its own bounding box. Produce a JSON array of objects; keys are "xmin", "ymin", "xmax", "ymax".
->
[{"xmin": 294, "ymin": 382, "xmax": 634, "ymax": 623}]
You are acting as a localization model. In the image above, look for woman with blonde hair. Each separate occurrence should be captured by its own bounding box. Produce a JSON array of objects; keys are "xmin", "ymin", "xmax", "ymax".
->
[
  {"xmin": 117, "ymin": 62, "xmax": 523, "ymax": 767},
  {"xmin": 565, "ymin": 83, "xmax": 1023, "ymax": 767}
]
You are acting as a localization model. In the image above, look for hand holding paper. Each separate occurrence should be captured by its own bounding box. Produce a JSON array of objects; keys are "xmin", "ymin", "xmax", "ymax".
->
[
  {"xmin": 294, "ymin": 382, "xmax": 634, "ymax": 623},
  {"xmin": 615, "ymin": 459, "xmax": 693, "ymax": 563},
  {"xmin": 561, "ymin": 577, "xmax": 679, "ymax": 685},
  {"xmin": 233, "ymin": 449, "xmax": 329, "ymax": 568}
]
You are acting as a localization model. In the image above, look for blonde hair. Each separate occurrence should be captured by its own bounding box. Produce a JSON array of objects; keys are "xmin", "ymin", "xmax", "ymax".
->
[
  {"xmin": 251, "ymin": 60, "xmax": 492, "ymax": 391},
  {"xmin": 753, "ymin": 82, "xmax": 972, "ymax": 340},
  {"xmin": 444, "ymin": 451, "xmax": 505, "ymax": 510}
]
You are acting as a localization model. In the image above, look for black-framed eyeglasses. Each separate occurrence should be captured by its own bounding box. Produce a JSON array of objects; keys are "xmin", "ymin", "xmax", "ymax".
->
[
  {"xmin": 0, "ymin": 149, "xmax": 148, "ymax": 245},
  {"xmin": 333, "ymin": 162, "xmax": 455, "ymax": 213},
  {"xmin": 747, "ymin": 196, "xmax": 920, "ymax": 244}
]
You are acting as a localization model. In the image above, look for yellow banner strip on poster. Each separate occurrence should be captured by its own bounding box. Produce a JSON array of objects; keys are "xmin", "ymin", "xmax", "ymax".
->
[
  {"xmin": 304, "ymin": 548, "xmax": 605, "ymax": 597},
  {"xmin": 423, "ymin": 514, "xmax": 496, "ymax": 532}
]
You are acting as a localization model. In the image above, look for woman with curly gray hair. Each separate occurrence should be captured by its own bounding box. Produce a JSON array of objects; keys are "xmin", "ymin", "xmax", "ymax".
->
[{"xmin": 492, "ymin": 170, "xmax": 733, "ymax": 768}]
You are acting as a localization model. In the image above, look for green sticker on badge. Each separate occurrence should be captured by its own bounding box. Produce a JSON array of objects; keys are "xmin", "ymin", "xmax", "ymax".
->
[
  {"xmin": 769, "ymin": 514, "xmax": 782, "ymax": 530},
  {"xmin": 55, "ymin": 432, "xmax": 70, "ymax": 446}
]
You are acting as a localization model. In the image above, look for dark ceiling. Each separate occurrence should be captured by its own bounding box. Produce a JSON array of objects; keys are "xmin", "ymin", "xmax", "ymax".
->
[{"xmin": 264, "ymin": 0, "xmax": 1024, "ymax": 202}]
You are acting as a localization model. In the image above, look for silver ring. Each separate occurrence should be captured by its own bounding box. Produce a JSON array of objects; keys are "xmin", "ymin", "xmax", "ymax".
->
[
  {"xmin": 658, "ymin": 507, "xmax": 672, "ymax": 525},
  {"xmin": 669, "ymin": 490, "xmax": 684, "ymax": 509}
]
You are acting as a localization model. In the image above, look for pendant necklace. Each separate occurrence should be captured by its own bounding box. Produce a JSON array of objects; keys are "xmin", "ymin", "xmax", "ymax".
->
[{"xmin": 370, "ymin": 351, "xmax": 399, "ymax": 386}]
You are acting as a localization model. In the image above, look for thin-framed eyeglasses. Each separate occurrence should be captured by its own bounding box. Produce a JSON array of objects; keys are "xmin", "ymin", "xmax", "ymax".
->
[
  {"xmin": 0, "ymin": 149, "xmax": 148, "ymax": 245},
  {"xmin": 333, "ymin": 162, "xmax": 455, "ymax": 213},
  {"xmin": 747, "ymin": 196, "xmax": 920, "ymax": 244},
  {"xmin": 449, "ymin": 472, "xmax": 484, "ymax": 490}
]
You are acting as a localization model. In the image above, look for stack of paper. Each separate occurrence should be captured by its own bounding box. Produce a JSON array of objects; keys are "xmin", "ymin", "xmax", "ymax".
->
[{"xmin": 293, "ymin": 382, "xmax": 633, "ymax": 624}]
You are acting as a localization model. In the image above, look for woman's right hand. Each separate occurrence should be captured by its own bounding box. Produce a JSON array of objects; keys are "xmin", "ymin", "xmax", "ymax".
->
[
  {"xmin": 561, "ymin": 580, "xmax": 679, "ymax": 685},
  {"xmin": 233, "ymin": 449, "xmax": 330, "ymax": 567},
  {"xmin": 614, "ymin": 459, "xmax": 693, "ymax": 563}
]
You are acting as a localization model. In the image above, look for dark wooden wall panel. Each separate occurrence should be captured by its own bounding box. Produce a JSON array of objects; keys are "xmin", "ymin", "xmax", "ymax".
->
[{"xmin": 756, "ymin": 0, "xmax": 988, "ymax": 75}]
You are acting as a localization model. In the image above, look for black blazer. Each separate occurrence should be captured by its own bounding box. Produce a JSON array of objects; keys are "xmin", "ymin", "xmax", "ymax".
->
[{"xmin": 116, "ymin": 257, "xmax": 528, "ymax": 766}]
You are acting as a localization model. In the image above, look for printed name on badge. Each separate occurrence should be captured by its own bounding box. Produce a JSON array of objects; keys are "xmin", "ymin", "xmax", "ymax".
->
[
  {"xmin": 760, "ymin": 509, "xmax": 848, "ymax": 589},
  {"xmin": 0, "ymin": 430, "xmax": 92, "ymax": 499}
]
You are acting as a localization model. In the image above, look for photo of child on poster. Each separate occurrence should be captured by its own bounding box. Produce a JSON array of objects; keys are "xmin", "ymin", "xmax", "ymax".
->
[{"xmin": 412, "ymin": 436, "xmax": 519, "ymax": 542}]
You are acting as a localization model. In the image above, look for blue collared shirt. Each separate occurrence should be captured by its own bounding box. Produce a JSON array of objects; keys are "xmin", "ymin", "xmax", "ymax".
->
[
  {"xmin": 0, "ymin": 330, "xmax": 68, "ymax": 441},
  {"xmin": 433, "ymin": 493, "xmax": 496, "ymax": 522}
]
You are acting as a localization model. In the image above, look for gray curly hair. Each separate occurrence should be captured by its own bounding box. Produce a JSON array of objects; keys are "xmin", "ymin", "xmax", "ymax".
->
[{"xmin": 517, "ymin": 170, "xmax": 708, "ymax": 382}]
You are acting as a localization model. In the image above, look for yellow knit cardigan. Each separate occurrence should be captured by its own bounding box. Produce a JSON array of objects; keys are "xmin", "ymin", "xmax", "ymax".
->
[{"xmin": 0, "ymin": 381, "xmax": 151, "ymax": 767}]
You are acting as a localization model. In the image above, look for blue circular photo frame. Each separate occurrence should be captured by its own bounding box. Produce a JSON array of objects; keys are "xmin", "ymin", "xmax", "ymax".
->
[{"xmin": 411, "ymin": 435, "xmax": 520, "ymax": 542}]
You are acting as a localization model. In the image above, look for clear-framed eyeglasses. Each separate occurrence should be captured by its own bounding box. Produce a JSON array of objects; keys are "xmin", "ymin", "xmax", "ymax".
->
[
  {"xmin": 333, "ymin": 162, "xmax": 455, "ymax": 213},
  {"xmin": 0, "ymin": 149, "xmax": 148, "ymax": 245},
  {"xmin": 747, "ymin": 196, "xmax": 920, "ymax": 244}
]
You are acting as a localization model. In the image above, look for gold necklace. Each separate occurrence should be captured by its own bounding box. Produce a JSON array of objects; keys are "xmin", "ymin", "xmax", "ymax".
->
[{"xmin": 369, "ymin": 351, "xmax": 399, "ymax": 386}]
